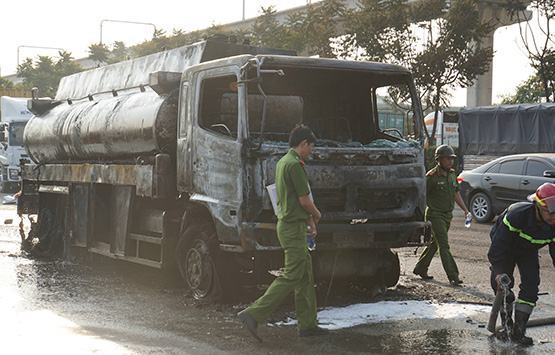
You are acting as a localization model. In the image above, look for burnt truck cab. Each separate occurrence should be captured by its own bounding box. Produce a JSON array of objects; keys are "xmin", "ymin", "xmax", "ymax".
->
[
  {"xmin": 179, "ymin": 55, "xmax": 429, "ymax": 290},
  {"xmin": 19, "ymin": 40, "xmax": 429, "ymax": 301}
]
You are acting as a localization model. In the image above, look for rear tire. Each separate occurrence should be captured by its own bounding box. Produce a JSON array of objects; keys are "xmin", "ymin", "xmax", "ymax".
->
[{"xmin": 470, "ymin": 192, "xmax": 494, "ymax": 223}]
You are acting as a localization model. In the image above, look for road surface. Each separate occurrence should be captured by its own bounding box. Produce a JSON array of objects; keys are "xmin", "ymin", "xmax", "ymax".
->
[{"xmin": 1, "ymin": 205, "xmax": 554, "ymax": 354}]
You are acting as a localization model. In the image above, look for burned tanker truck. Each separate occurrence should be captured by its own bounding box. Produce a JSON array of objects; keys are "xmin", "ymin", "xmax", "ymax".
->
[{"xmin": 19, "ymin": 38, "xmax": 430, "ymax": 300}]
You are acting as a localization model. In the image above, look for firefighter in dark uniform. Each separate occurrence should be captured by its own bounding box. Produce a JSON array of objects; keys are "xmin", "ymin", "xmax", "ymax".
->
[
  {"xmin": 413, "ymin": 145, "xmax": 469, "ymax": 285},
  {"xmin": 488, "ymin": 183, "xmax": 555, "ymax": 346}
]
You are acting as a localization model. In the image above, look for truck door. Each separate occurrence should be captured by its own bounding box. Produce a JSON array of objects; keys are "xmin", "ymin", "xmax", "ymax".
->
[{"xmin": 188, "ymin": 67, "xmax": 244, "ymax": 225}]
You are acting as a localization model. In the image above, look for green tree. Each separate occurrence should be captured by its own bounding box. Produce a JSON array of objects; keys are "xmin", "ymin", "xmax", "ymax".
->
[
  {"xmin": 286, "ymin": 0, "xmax": 346, "ymax": 57},
  {"xmin": 89, "ymin": 41, "xmax": 131, "ymax": 64},
  {"xmin": 344, "ymin": 0, "xmax": 493, "ymax": 143},
  {"xmin": 501, "ymin": 74, "xmax": 546, "ymax": 103},
  {"xmin": 0, "ymin": 77, "xmax": 14, "ymax": 89},
  {"xmin": 17, "ymin": 51, "xmax": 82, "ymax": 98},
  {"xmin": 88, "ymin": 43, "xmax": 110, "ymax": 63},
  {"xmin": 248, "ymin": 1, "xmax": 346, "ymax": 56},
  {"xmin": 507, "ymin": 0, "xmax": 555, "ymax": 102},
  {"xmin": 251, "ymin": 6, "xmax": 289, "ymax": 48},
  {"xmin": 110, "ymin": 41, "xmax": 130, "ymax": 63}
]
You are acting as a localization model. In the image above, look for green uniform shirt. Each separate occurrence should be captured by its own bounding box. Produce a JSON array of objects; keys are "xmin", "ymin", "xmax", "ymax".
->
[
  {"xmin": 276, "ymin": 149, "xmax": 311, "ymax": 223},
  {"xmin": 426, "ymin": 165, "xmax": 460, "ymax": 216}
]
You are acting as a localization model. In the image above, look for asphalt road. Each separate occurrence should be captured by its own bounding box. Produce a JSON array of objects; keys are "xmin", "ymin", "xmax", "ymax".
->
[{"xmin": 1, "ymin": 204, "xmax": 554, "ymax": 354}]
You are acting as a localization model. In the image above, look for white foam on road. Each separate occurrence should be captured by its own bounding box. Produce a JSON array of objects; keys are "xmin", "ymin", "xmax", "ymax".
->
[{"xmin": 274, "ymin": 300, "xmax": 491, "ymax": 330}]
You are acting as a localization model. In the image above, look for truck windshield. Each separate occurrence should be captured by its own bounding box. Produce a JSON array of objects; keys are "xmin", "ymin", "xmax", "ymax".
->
[
  {"xmin": 245, "ymin": 66, "xmax": 420, "ymax": 146},
  {"xmin": 8, "ymin": 122, "xmax": 26, "ymax": 146}
]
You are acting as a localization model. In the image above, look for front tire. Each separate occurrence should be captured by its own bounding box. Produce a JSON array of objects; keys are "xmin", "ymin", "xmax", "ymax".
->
[
  {"xmin": 176, "ymin": 223, "xmax": 223, "ymax": 301},
  {"xmin": 470, "ymin": 192, "xmax": 494, "ymax": 223},
  {"xmin": 383, "ymin": 250, "xmax": 401, "ymax": 288}
]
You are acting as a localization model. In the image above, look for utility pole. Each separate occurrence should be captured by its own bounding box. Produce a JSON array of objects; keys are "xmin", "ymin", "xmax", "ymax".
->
[{"xmin": 242, "ymin": 0, "xmax": 246, "ymax": 21}]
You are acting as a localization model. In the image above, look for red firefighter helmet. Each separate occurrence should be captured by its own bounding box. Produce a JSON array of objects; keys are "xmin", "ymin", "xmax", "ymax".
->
[{"xmin": 528, "ymin": 183, "xmax": 555, "ymax": 213}]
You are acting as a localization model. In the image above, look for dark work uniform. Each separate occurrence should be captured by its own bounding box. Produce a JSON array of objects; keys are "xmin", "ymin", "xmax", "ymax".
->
[
  {"xmin": 488, "ymin": 202, "xmax": 555, "ymax": 313},
  {"xmin": 414, "ymin": 165, "xmax": 460, "ymax": 281}
]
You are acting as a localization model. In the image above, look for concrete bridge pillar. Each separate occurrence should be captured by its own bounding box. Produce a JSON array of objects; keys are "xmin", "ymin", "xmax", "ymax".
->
[{"xmin": 466, "ymin": 1, "xmax": 532, "ymax": 107}]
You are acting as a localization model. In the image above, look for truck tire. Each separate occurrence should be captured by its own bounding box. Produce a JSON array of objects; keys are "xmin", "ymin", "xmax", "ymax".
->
[
  {"xmin": 2, "ymin": 181, "xmax": 20, "ymax": 194},
  {"xmin": 176, "ymin": 222, "xmax": 242, "ymax": 302},
  {"xmin": 176, "ymin": 223, "xmax": 223, "ymax": 301},
  {"xmin": 383, "ymin": 250, "xmax": 400, "ymax": 288},
  {"xmin": 358, "ymin": 249, "xmax": 400, "ymax": 293}
]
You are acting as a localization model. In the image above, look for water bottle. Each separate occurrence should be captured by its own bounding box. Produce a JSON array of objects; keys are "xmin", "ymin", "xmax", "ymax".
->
[
  {"xmin": 307, "ymin": 226, "xmax": 316, "ymax": 251},
  {"xmin": 307, "ymin": 234, "xmax": 316, "ymax": 251},
  {"xmin": 464, "ymin": 212, "xmax": 472, "ymax": 229}
]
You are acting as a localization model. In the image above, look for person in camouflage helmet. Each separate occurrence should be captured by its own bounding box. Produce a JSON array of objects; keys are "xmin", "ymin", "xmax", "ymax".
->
[{"xmin": 413, "ymin": 145, "xmax": 470, "ymax": 286}]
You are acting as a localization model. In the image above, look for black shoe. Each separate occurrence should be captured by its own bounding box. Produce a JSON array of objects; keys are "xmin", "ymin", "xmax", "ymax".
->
[
  {"xmin": 511, "ymin": 310, "xmax": 533, "ymax": 346},
  {"xmin": 449, "ymin": 279, "xmax": 463, "ymax": 287},
  {"xmin": 298, "ymin": 326, "xmax": 329, "ymax": 337},
  {"xmin": 238, "ymin": 310, "xmax": 262, "ymax": 342},
  {"xmin": 413, "ymin": 270, "xmax": 434, "ymax": 280}
]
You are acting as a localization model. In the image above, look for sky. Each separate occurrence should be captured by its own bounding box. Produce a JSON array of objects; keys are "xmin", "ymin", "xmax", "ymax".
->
[{"xmin": 0, "ymin": 0, "xmax": 537, "ymax": 106}]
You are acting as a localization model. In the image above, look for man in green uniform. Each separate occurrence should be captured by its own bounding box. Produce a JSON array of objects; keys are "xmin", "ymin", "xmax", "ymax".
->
[
  {"xmin": 413, "ymin": 145, "xmax": 469, "ymax": 286},
  {"xmin": 238, "ymin": 125, "xmax": 328, "ymax": 341}
]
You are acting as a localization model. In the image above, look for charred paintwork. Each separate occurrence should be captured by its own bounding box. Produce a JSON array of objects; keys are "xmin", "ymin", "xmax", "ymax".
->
[
  {"xmin": 20, "ymin": 40, "xmax": 430, "ymax": 281},
  {"xmin": 24, "ymin": 88, "xmax": 178, "ymax": 164},
  {"xmin": 22, "ymin": 163, "xmax": 155, "ymax": 197}
]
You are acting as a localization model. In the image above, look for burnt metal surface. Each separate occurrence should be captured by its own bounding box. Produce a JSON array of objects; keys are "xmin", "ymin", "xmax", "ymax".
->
[
  {"xmin": 239, "ymin": 142, "xmax": 427, "ymax": 250},
  {"xmin": 27, "ymin": 40, "xmax": 295, "ymax": 165},
  {"xmin": 55, "ymin": 40, "xmax": 295, "ymax": 101},
  {"xmin": 22, "ymin": 163, "xmax": 157, "ymax": 197},
  {"xmin": 239, "ymin": 221, "xmax": 430, "ymax": 252},
  {"xmin": 24, "ymin": 89, "xmax": 178, "ymax": 164},
  {"xmin": 55, "ymin": 42, "xmax": 206, "ymax": 100},
  {"xmin": 256, "ymin": 55, "xmax": 412, "ymax": 75},
  {"xmin": 69, "ymin": 184, "xmax": 91, "ymax": 248},
  {"xmin": 245, "ymin": 143, "xmax": 426, "ymax": 223},
  {"xmin": 111, "ymin": 186, "xmax": 134, "ymax": 256}
]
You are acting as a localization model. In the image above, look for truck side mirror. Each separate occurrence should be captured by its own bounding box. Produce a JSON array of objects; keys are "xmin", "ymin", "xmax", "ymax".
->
[{"xmin": 543, "ymin": 171, "xmax": 555, "ymax": 178}]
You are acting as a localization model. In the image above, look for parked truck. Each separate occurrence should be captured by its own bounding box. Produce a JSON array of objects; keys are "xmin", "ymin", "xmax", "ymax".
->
[
  {"xmin": 19, "ymin": 38, "xmax": 430, "ymax": 300},
  {"xmin": 0, "ymin": 96, "xmax": 33, "ymax": 192}
]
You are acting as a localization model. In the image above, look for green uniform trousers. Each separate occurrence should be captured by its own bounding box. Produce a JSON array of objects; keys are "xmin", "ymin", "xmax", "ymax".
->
[
  {"xmin": 245, "ymin": 221, "xmax": 317, "ymax": 330},
  {"xmin": 414, "ymin": 212, "xmax": 460, "ymax": 281}
]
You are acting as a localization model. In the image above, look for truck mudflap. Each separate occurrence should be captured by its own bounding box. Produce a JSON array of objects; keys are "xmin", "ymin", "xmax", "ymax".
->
[{"xmin": 238, "ymin": 220, "xmax": 432, "ymax": 252}]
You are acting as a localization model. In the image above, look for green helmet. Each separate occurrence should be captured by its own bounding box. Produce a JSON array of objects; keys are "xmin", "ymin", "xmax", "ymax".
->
[{"xmin": 435, "ymin": 145, "xmax": 456, "ymax": 160}]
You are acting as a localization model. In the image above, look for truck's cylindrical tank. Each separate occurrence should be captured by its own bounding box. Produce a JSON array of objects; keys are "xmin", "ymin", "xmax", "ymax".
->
[{"xmin": 24, "ymin": 88, "xmax": 177, "ymax": 164}]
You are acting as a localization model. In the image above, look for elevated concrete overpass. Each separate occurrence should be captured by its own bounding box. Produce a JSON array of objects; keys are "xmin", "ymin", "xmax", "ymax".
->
[{"xmin": 219, "ymin": 0, "xmax": 531, "ymax": 107}]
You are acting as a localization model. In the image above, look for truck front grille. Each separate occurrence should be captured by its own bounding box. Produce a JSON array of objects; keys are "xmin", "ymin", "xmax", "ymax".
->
[
  {"xmin": 355, "ymin": 189, "xmax": 403, "ymax": 211},
  {"xmin": 313, "ymin": 188, "xmax": 346, "ymax": 212},
  {"xmin": 313, "ymin": 187, "xmax": 408, "ymax": 216}
]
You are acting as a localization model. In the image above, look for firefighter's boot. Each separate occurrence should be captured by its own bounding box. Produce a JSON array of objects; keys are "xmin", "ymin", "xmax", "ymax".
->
[{"xmin": 510, "ymin": 310, "xmax": 533, "ymax": 346}]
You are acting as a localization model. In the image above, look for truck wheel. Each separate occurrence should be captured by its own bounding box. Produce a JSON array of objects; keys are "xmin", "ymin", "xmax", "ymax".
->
[
  {"xmin": 470, "ymin": 192, "xmax": 494, "ymax": 223},
  {"xmin": 383, "ymin": 250, "xmax": 400, "ymax": 288},
  {"xmin": 358, "ymin": 249, "xmax": 400, "ymax": 293},
  {"xmin": 176, "ymin": 223, "xmax": 223, "ymax": 301},
  {"xmin": 2, "ymin": 181, "xmax": 20, "ymax": 194}
]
